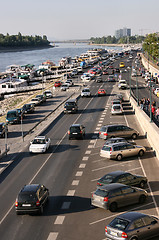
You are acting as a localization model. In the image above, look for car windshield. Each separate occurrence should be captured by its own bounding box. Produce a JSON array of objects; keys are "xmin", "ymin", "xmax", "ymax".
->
[
  {"xmin": 110, "ymin": 218, "xmax": 129, "ymax": 231},
  {"xmin": 18, "ymin": 193, "xmax": 37, "ymax": 202},
  {"xmin": 102, "ymin": 145, "xmax": 111, "ymax": 151},
  {"xmin": 32, "ymin": 139, "xmax": 46, "ymax": 144},
  {"xmin": 95, "ymin": 189, "xmax": 108, "ymax": 197}
]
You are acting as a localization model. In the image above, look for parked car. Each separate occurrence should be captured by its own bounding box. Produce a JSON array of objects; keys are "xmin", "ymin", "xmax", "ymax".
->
[
  {"xmin": 68, "ymin": 124, "xmax": 85, "ymax": 139},
  {"xmin": 103, "ymin": 69, "xmax": 109, "ymax": 75},
  {"xmin": 29, "ymin": 136, "xmax": 51, "ymax": 153},
  {"xmin": 81, "ymin": 88, "xmax": 91, "ymax": 97},
  {"xmin": 111, "ymin": 104, "xmax": 123, "ymax": 115},
  {"xmin": 0, "ymin": 122, "xmax": 8, "ymax": 138},
  {"xmin": 99, "ymin": 124, "xmax": 139, "ymax": 140},
  {"xmin": 15, "ymin": 184, "xmax": 49, "ymax": 215},
  {"xmin": 22, "ymin": 103, "xmax": 35, "ymax": 113},
  {"xmin": 98, "ymin": 89, "xmax": 106, "ymax": 96},
  {"xmin": 44, "ymin": 90, "xmax": 53, "ymax": 98},
  {"xmin": 105, "ymin": 212, "xmax": 159, "ymax": 240},
  {"xmin": 6, "ymin": 109, "xmax": 20, "ymax": 124},
  {"xmin": 64, "ymin": 99, "xmax": 78, "ymax": 113},
  {"xmin": 91, "ymin": 183, "xmax": 147, "ymax": 212},
  {"xmin": 97, "ymin": 170, "xmax": 147, "ymax": 188},
  {"xmin": 100, "ymin": 142, "xmax": 146, "ymax": 160},
  {"xmin": 29, "ymin": 98, "xmax": 41, "ymax": 106}
]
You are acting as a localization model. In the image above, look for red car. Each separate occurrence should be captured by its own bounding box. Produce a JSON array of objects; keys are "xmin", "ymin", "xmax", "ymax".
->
[
  {"xmin": 98, "ymin": 89, "xmax": 106, "ymax": 96},
  {"xmin": 54, "ymin": 81, "xmax": 61, "ymax": 87},
  {"xmin": 103, "ymin": 69, "xmax": 109, "ymax": 75}
]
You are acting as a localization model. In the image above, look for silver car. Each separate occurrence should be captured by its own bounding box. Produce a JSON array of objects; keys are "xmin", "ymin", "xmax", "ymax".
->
[
  {"xmin": 99, "ymin": 124, "xmax": 139, "ymax": 140},
  {"xmin": 91, "ymin": 183, "xmax": 148, "ymax": 212},
  {"xmin": 111, "ymin": 104, "xmax": 123, "ymax": 115},
  {"xmin": 105, "ymin": 212, "xmax": 159, "ymax": 240},
  {"xmin": 100, "ymin": 142, "xmax": 146, "ymax": 161}
]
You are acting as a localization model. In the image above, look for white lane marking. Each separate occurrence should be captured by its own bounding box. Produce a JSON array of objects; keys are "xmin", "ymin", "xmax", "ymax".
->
[
  {"xmin": 85, "ymin": 151, "xmax": 91, "ymax": 154},
  {"xmin": 54, "ymin": 216, "xmax": 65, "ymax": 224},
  {"xmin": 99, "ymin": 121, "xmax": 103, "ymax": 123},
  {"xmin": 92, "ymin": 160, "xmax": 135, "ymax": 171},
  {"xmin": 94, "ymin": 131, "xmax": 99, "ymax": 134},
  {"xmin": 67, "ymin": 190, "xmax": 75, "ymax": 196},
  {"xmin": 92, "ymin": 159, "xmax": 104, "ymax": 163},
  {"xmin": 100, "ymin": 118, "xmax": 104, "ymax": 120},
  {"xmin": 79, "ymin": 164, "xmax": 86, "ymax": 168},
  {"xmin": 0, "ymin": 90, "xmax": 95, "ymax": 225},
  {"xmin": 88, "ymin": 145, "xmax": 94, "ymax": 148},
  {"xmin": 101, "ymin": 115, "xmax": 105, "ymax": 117},
  {"xmin": 90, "ymin": 140, "xmax": 96, "ymax": 143},
  {"xmin": 72, "ymin": 180, "xmax": 79, "ymax": 185},
  {"xmin": 61, "ymin": 202, "xmax": 71, "ymax": 209},
  {"xmin": 96, "ymin": 127, "xmax": 100, "ymax": 130},
  {"xmin": 47, "ymin": 232, "xmax": 59, "ymax": 240},
  {"xmin": 97, "ymin": 124, "xmax": 102, "ymax": 127},
  {"xmin": 82, "ymin": 156, "xmax": 89, "ymax": 161},
  {"xmin": 128, "ymin": 167, "xmax": 142, "ymax": 172},
  {"xmin": 76, "ymin": 171, "xmax": 83, "ymax": 176},
  {"xmin": 89, "ymin": 202, "xmax": 154, "ymax": 225}
]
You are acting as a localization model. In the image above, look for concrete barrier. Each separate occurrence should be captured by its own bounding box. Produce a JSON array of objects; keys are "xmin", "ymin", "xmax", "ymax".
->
[{"xmin": 127, "ymin": 90, "xmax": 159, "ymax": 159}]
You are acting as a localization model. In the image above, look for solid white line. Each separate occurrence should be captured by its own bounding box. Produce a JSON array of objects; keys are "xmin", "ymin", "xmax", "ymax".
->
[
  {"xmin": 61, "ymin": 202, "xmax": 71, "ymax": 209},
  {"xmin": 54, "ymin": 216, "xmax": 65, "ymax": 224},
  {"xmin": 89, "ymin": 202, "xmax": 154, "ymax": 225},
  {"xmin": 47, "ymin": 232, "xmax": 59, "ymax": 240},
  {"xmin": 72, "ymin": 180, "xmax": 79, "ymax": 185},
  {"xmin": 92, "ymin": 160, "xmax": 135, "ymax": 172},
  {"xmin": 76, "ymin": 171, "xmax": 83, "ymax": 176},
  {"xmin": 67, "ymin": 190, "xmax": 75, "ymax": 196}
]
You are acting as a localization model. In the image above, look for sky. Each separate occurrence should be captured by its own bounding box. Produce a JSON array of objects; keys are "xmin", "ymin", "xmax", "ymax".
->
[{"xmin": 1, "ymin": 0, "xmax": 159, "ymax": 41}]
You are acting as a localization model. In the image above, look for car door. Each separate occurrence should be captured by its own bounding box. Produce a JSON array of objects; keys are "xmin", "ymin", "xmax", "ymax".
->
[
  {"xmin": 142, "ymin": 216, "xmax": 159, "ymax": 239},
  {"xmin": 125, "ymin": 144, "xmax": 137, "ymax": 157},
  {"xmin": 120, "ymin": 186, "xmax": 137, "ymax": 206}
]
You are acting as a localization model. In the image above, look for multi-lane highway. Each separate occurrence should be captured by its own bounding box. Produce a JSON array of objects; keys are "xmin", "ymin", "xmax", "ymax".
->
[{"xmin": 0, "ymin": 55, "xmax": 159, "ymax": 240}]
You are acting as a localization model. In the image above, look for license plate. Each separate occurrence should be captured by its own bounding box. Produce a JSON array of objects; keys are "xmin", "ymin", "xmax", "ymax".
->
[
  {"xmin": 72, "ymin": 133, "xmax": 77, "ymax": 134},
  {"xmin": 110, "ymin": 231, "xmax": 117, "ymax": 236},
  {"xmin": 22, "ymin": 204, "xmax": 31, "ymax": 207}
]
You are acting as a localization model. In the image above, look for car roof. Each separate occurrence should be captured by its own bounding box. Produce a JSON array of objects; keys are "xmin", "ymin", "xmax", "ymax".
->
[
  {"xmin": 117, "ymin": 212, "xmax": 148, "ymax": 221},
  {"xmin": 101, "ymin": 124, "xmax": 125, "ymax": 128},
  {"xmin": 104, "ymin": 142, "xmax": 129, "ymax": 147},
  {"xmin": 112, "ymin": 104, "xmax": 122, "ymax": 106},
  {"xmin": 70, "ymin": 124, "xmax": 81, "ymax": 127},
  {"xmin": 99, "ymin": 183, "xmax": 127, "ymax": 191},
  {"xmin": 105, "ymin": 137, "xmax": 125, "ymax": 141},
  {"xmin": 105, "ymin": 170, "xmax": 126, "ymax": 177},
  {"xmin": 21, "ymin": 184, "xmax": 40, "ymax": 193}
]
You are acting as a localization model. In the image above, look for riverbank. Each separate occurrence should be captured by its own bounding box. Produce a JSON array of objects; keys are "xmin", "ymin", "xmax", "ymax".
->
[{"xmin": 0, "ymin": 44, "xmax": 54, "ymax": 53}]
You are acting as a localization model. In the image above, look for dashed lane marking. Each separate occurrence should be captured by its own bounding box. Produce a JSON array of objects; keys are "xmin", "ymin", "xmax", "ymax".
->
[
  {"xmin": 67, "ymin": 190, "xmax": 75, "ymax": 196},
  {"xmin": 79, "ymin": 163, "xmax": 86, "ymax": 168},
  {"xmin": 85, "ymin": 151, "xmax": 91, "ymax": 155},
  {"xmin": 47, "ymin": 232, "xmax": 59, "ymax": 240},
  {"xmin": 97, "ymin": 124, "xmax": 102, "ymax": 127},
  {"xmin": 61, "ymin": 202, "xmax": 71, "ymax": 209},
  {"xmin": 54, "ymin": 216, "xmax": 65, "ymax": 224},
  {"xmin": 76, "ymin": 171, "xmax": 83, "ymax": 176},
  {"xmin": 72, "ymin": 180, "xmax": 79, "ymax": 185},
  {"xmin": 95, "ymin": 127, "xmax": 100, "ymax": 130},
  {"xmin": 99, "ymin": 121, "xmax": 103, "ymax": 123},
  {"xmin": 82, "ymin": 156, "xmax": 89, "ymax": 161},
  {"xmin": 100, "ymin": 118, "xmax": 104, "ymax": 120},
  {"xmin": 88, "ymin": 145, "xmax": 94, "ymax": 148},
  {"xmin": 90, "ymin": 140, "xmax": 96, "ymax": 143}
]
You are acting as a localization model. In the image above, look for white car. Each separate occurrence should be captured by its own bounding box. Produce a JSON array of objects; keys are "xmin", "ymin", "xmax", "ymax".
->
[
  {"xmin": 154, "ymin": 88, "xmax": 159, "ymax": 95},
  {"xmin": 65, "ymin": 79, "xmax": 73, "ymax": 86},
  {"xmin": 118, "ymin": 80, "xmax": 128, "ymax": 89},
  {"xmin": 81, "ymin": 88, "xmax": 91, "ymax": 97},
  {"xmin": 111, "ymin": 104, "xmax": 123, "ymax": 115},
  {"xmin": 61, "ymin": 83, "xmax": 69, "ymax": 91},
  {"xmin": 81, "ymin": 74, "xmax": 91, "ymax": 82},
  {"xmin": 29, "ymin": 98, "xmax": 41, "ymax": 106},
  {"xmin": 29, "ymin": 136, "xmax": 51, "ymax": 153},
  {"xmin": 44, "ymin": 90, "xmax": 53, "ymax": 98}
]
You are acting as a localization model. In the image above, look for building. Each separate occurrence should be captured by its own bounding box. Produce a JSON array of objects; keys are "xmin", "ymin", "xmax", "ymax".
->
[{"xmin": 115, "ymin": 28, "xmax": 131, "ymax": 39}]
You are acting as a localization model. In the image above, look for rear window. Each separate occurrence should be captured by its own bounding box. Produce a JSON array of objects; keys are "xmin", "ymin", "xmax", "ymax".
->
[
  {"xmin": 113, "ymin": 106, "xmax": 121, "ymax": 110},
  {"xmin": 95, "ymin": 189, "xmax": 108, "ymax": 197},
  {"xmin": 7, "ymin": 112, "xmax": 17, "ymax": 118},
  {"xmin": 109, "ymin": 218, "xmax": 129, "ymax": 231},
  {"xmin": 102, "ymin": 145, "xmax": 111, "ymax": 151},
  {"xmin": 70, "ymin": 126, "xmax": 80, "ymax": 133},
  {"xmin": 65, "ymin": 102, "xmax": 75, "ymax": 106},
  {"xmin": 18, "ymin": 193, "xmax": 37, "ymax": 202},
  {"xmin": 100, "ymin": 126, "xmax": 106, "ymax": 132}
]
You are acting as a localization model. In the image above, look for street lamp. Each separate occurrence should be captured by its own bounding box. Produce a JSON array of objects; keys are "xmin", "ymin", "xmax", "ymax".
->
[{"xmin": 127, "ymin": 66, "xmax": 131, "ymax": 98}]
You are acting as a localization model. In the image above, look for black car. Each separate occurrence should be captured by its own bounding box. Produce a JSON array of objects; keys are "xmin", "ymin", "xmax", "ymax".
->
[
  {"xmin": 15, "ymin": 184, "xmax": 49, "ymax": 215},
  {"xmin": 0, "ymin": 122, "xmax": 8, "ymax": 138},
  {"xmin": 68, "ymin": 124, "xmax": 85, "ymax": 139},
  {"xmin": 64, "ymin": 99, "xmax": 78, "ymax": 114},
  {"xmin": 36, "ymin": 94, "xmax": 46, "ymax": 103},
  {"xmin": 105, "ymin": 212, "xmax": 159, "ymax": 240},
  {"xmin": 97, "ymin": 170, "xmax": 147, "ymax": 188},
  {"xmin": 22, "ymin": 103, "xmax": 35, "ymax": 113}
]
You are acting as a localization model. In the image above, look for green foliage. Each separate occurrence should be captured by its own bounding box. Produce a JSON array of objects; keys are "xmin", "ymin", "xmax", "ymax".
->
[
  {"xmin": 90, "ymin": 35, "xmax": 145, "ymax": 44},
  {"xmin": 143, "ymin": 33, "xmax": 159, "ymax": 61},
  {"xmin": 0, "ymin": 33, "xmax": 50, "ymax": 48}
]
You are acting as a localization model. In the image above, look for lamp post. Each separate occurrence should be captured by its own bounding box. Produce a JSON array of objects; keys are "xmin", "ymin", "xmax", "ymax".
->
[
  {"xmin": 5, "ymin": 124, "xmax": 8, "ymax": 154},
  {"xmin": 149, "ymin": 75, "xmax": 152, "ymax": 122},
  {"xmin": 21, "ymin": 114, "xmax": 24, "ymax": 142},
  {"xmin": 127, "ymin": 66, "xmax": 131, "ymax": 98}
]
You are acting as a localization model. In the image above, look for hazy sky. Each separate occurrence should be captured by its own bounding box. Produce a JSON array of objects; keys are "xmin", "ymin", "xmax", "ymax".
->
[{"xmin": 1, "ymin": 0, "xmax": 159, "ymax": 40}]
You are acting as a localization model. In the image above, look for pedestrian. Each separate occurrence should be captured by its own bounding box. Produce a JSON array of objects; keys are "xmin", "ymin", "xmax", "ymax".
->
[
  {"xmin": 140, "ymin": 98, "xmax": 144, "ymax": 110},
  {"xmin": 145, "ymin": 98, "xmax": 150, "ymax": 112},
  {"xmin": 151, "ymin": 104, "xmax": 156, "ymax": 118},
  {"xmin": 156, "ymin": 107, "xmax": 159, "ymax": 120}
]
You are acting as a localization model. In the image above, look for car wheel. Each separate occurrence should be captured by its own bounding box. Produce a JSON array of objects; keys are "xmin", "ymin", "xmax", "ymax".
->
[
  {"xmin": 138, "ymin": 150, "xmax": 144, "ymax": 157},
  {"xmin": 116, "ymin": 154, "xmax": 122, "ymax": 161},
  {"xmin": 109, "ymin": 202, "xmax": 117, "ymax": 212},
  {"xmin": 139, "ymin": 181, "xmax": 146, "ymax": 188},
  {"xmin": 130, "ymin": 237, "xmax": 138, "ymax": 240},
  {"xmin": 132, "ymin": 133, "xmax": 137, "ymax": 139},
  {"xmin": 139, "ymin": 195, "xmax": 146, "ymax": 204}
]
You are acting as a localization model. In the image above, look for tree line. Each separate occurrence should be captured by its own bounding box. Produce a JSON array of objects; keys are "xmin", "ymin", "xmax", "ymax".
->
[
  {"xmin": 0, "ymin": 33, "xmax": 50, "ymax": 48},
  {"xmin": 90, "ymin": 35, "xmax": 145, "ymax": 44},
  {"xmin": 142, "ymin": 33, "xmax": 159, "ymax": 63}
]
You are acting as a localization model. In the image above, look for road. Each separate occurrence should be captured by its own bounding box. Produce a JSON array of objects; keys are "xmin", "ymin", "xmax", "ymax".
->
[{"xmin": 0, "ymin": 55, "xmax": 159, "ymax": 240}]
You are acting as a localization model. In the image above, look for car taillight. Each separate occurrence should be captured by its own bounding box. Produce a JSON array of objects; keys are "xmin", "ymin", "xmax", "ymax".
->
[
  {"xmin": 68, "ymin": 130, "xmax": 70, "ymax": 135},
  {"xmin": 92, "ymin": 193, "xmax": 94, "ymax": 198},
  {"xmin": 104, "ymin": 133, "xmax": 108, "ymax": 136},
  {"xmin": 99, "ymin": 132, "xmax": 101, "ymax": 135},
  {"xmin": 36, "ymin": 200, "xmax": 40, "ymax": 206},
  {"xmin": 104, "ymin": 197, "xmax": 108, "ymax": 202},
  {"xmin": 109, "ymin": 147, "xmax": 112, "ymax": 154},
  {"xmin": 97, "ymin": 182, "xmax": 101, "ymax": 186},
  {"xmin": 122, "ymin": 232, "xmax": 128, "ymax": 238},
  {"xmin": 105, "ymin": 226, "xmax": 107, "ymax": 232},
  {"xmin": 15, "ymin": 201, "xmax": 18, "ymax": 207}
]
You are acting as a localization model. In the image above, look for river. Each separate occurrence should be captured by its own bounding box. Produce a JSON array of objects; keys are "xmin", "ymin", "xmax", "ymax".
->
[{"xmin": 0, "ymin": 43, "xmax": 123, "ymax": 72}]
